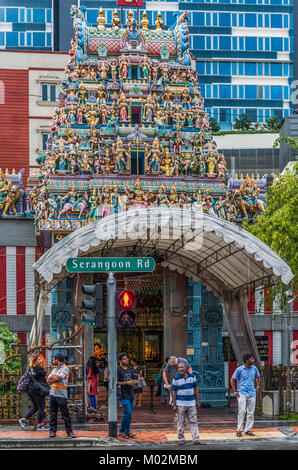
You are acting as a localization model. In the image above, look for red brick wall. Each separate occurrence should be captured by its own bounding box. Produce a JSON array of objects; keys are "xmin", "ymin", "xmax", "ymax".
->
[{"xmin": 0, "ymin": 69, "xmax": 29, "ymax": 183}]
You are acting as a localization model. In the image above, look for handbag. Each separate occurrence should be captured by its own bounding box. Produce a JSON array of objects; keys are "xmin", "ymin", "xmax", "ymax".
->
[
  {"xmin": 138, "ymin": 376, "xmax": 147, "ymax": 388},
  {"xmin": 30, "ymin": 375, "xmax": 50, "ymax": 396}
]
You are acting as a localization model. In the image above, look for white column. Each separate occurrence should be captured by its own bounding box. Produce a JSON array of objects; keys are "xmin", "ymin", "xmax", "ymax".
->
[{"xmin": 6, "ymin": 247, "xmax": 16, "ymax": 315}]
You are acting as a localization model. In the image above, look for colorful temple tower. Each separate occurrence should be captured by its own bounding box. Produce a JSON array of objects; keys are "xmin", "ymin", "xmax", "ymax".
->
[{"xmin": 24, "ymin": 6, "xmax": 267, "ymax": 405}]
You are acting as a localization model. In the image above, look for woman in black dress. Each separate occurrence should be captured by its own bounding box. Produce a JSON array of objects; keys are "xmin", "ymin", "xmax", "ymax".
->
[
  {"xmin": 18, "ymin": 353, "xmax": 49, "ymax": 431},
  {"xmin": 130, "ymin": 358, "xmax": 143, "ymax": 407}
]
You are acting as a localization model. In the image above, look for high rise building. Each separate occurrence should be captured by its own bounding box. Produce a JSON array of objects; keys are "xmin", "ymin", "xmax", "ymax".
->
[{"xmin": 0, "ymin": 1, "xmax": 294, "ymax": 129}]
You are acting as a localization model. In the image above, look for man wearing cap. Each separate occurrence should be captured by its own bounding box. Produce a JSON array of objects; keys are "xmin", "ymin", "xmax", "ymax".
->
[
  {"xmin": 47, "ymin": 353, "xmax": 75, "ymax": 439},
  {"xmin": 231, "ymin": 354, "xmax": 261, "ymax": 437}
]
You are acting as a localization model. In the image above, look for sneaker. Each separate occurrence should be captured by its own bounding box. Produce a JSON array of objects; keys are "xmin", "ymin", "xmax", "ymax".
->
[
  {"xmin": 236, "ymin": 431, "xmax": 242, "ymax": 437},
  {"xmin": 178, "ymin": 440, "xmax": 185, "ymax": 445},
  {"xmin": 193, "ymin": 440, "xmax": 206, "ymax": 446},
  {"xmin": 37, "ymin": 424, "xmax": 49, "ymax": 431},
  {"xmin": 49, "ymin": 432, "xmax": 56, "ymax": 438},
  {"xmin": 118, "ymin": 433, "xmax": 130, "ymax": 439},
  {"xmin": 18, "ymin": 418, "xmax": 28, "ymax": 430},
  {"xmin": 127, "ymin": 433, "xmax": 136, "ymax": 438},
  {"xmin": 67, "ymin": 432, "xmax": 76, "ymax": 439}
]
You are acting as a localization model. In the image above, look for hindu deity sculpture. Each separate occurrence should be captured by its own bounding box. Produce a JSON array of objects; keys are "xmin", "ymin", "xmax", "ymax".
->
[
  {"xmin": 118, "ymin": 93, "xmax": 129, "ymax": 121},
  {"xmin": 169, "ymin": 185, "xmax": 179, "ymax": 207},
  {"xmin": 207, "ymin": 150, "xmax": 217, "ymax": 176},
  {"xmin": 139, "ymin": 56, "xmax": 151, "ymax": 80},
  {"xmin": 88, "ymin": 188, "xmax": 100, "ymax": 221},
  {"xmin": 114, "ymin": 137, "xmax": 129, "ymax": 173},
  {"xmin": 57, "ymin": 146, "xmax": 68, "ymax": 172},
  {"xmin": 156, "ymin": 185, "xmax": 169, "ymax": 207},
  {"xmin": 160, "ymin": 149, "xmax": 175, "ymax": 177},
  {"xmin": 85, "ymin": 103, "xmax": 99, "ymax": 128},
  {"xmin": 100, "ymin": 185, "xmax": 112, "ymax": 217},
  {"xmin": 143, "ymin": 94, "xmax": 155, "ymax": 122},
  {"xmin": 126, "ymin": 179, "xmax": 151, "ymax": 208},
  {"xmin": 110, "ymin": 184, "xmax": 120, "ymax": 214},
  {"xmin": 119, "ymin": 54, "xmax": 129, "ymax": 80},
  {"xmin": 234, "ymin": 177, "xmax": 265, "ymax": 218}
]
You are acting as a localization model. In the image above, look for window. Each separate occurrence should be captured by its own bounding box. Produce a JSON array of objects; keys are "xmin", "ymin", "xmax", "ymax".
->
[
  {"xmin": 0, "ymin": 8, "xmax": 5, "ymax": 22},
  {"xmin": 33, "ymin": 8, "xmax": 45, "ymax": 23},
  {"xmin": 232, "ymin": 62, "xmax": 237, "ymax": 75},
  {"xmin": 271, "ymin": 38, "xmax": 283, "ymax": 51},
  {"xmin": 206, "ymin": 85, "xmax": 212, "ymax": 98},
  {"xmin": 245, "ymin": 108, "xmax": 257, "ymax": 121},
  {"xmin": 257, "ymin": 86, "xmax": 263, "ymax": 99},
  {"xmin": 33, "ymin": 32, "xmax": 45, "ymax": 47},
  {"xmin": 27, "ymin": 9, "xmax": 32, "ymax": 23},
  {"xmin": 219, "ymin": 62, "xmax": 231, "ymax": 75},
  {"xmin": 193, "ymin": 12, "xmax": 205, "ymax": 25},
  {"xmin": 219, "ymin": 108, "xmax": 230, "ymax": 123},
  {"xmin": 245, "ymin": 85, "xmax": 257, "ymax": 99},
  {"xmin": 193, "ymin": 36, "xmax": 205, "ymax": 49},
  {"xmin": 196, "ymin": 62, "xmax": 204, "ymax": 75},
  {"xmin": 258, "ymin": 63, "xmax": 263, "ymax": 75},
  {"xmin": 245, "ymin": 63, "xmax": 257, "ymax": 76},
  {"xmin": 206, "ymin": 36, "xmax": 211, "ymax": 49},
  {"xmin": 239, "ymin": 14, "xmax": 243, "ymax": 27},
  {"xmin": 46, "ymin": 9, "xmax": 52, "ymax": 23},
  {"xmin": 213, "ymin": 13, "xmax": 218, "ymax": 26},
  {"xmin": 219, "ymin": 85, "xmax": 231, "ymax": 99},
  {"xmin": 265, "ymin": 38, "xmax": 270, "ymax": 51},
  {"xmin": 41, "ymin": 84, "xmax": 56, "ymax": 102},
  {"xmin": 232, "ymin": 85, "xmax": 237, "ymax": 98},
  {"xmin": 239, "ymin": 63, "xmax": 244, "ymax": 75},
  {"xmin": 283, "ymin": 63, "xmax": 289, "ymax": 76},
  {"xmin": 245, "ymin": 14, "xmax": 256, "ymax": 27},
  {"xmin": 258, "ymin": 14, "xmax": 263, "ymax": 27},
  {"xmin": 258, "ymin": 38, "xmax": 263, "ymax": 51},
  {"xmin": 219, "ymin": 13, "xmax": 230, "ymax": 26},
  {"xmin": 213, "ymin": 62, "xmax": 218, "ymax": 74},
  {"xmin": 219, "ymin": 36, "xmax": 231, "ymax": 50},
  {"xmin": 271, "ymin": 86, "xmax": 282, "ymax": 99},
  {"xmin": 239, "ymin": 37, "xmax": 244, "ymax": 50},
  {"xmin": 0, "ymin": 32, "xmax": 4, "ymax": 46},
  {"xmin": 271, "ymin": 63, "xmax": 282, "ymax": 76},
  {"xmin": 6, "ymin": 32, "xmax": 19, "ymax": 47},
  {"xmin": 206, "ymin": 13, "xmax": 211, "ymax": 26},
  {"xmin": 271, "ymin": 14, "xmax": 282, "ymax": 28},
  {"xmin": 206, "ymin": 62, "xmax": 211, "ymax": 74},
  {"xmin": 265, "ymin": 15, "xmax": 269, "ymax": 27},
  {"xmin": 213, "ymin": 85, "xmax": 218, "ymax": 98},
  {"xmin": 46, "ymin": 33, "xmax": 51, "ymax": 48},
  {"xmin": 41, "ymin": 133, "xmax": 49, "ymax": 151},
  {"xmin": 20, "ymin": 9, "xmax": 25, "ymax": 23},
  {"xmin": 284, "ymin": 86, "xmax": 289, "ymax": 99},
  {"xmin": 245, "ymin": 37, "xmax": 257, "ymax": 50},
  {"xmin": 265, "ymin": 86, "xmax": 270, "ymax": 99},
  {"xmin": 232, "ymin": 37, "xmax": 237, "ymax": 50},
  {"xmin": 87, "ymin": 10, "xmax": 97, "ymax": 24},
  {"xmin": 232, "ymin": 14, "xmax": 237, "ymax": 26},
  {"xmin": 284, "ymin": 15, "xmax": 288, "ymax": 28},
  {"xmin": 6, "ymin": 8, "xmax": 18, "ymax": 23},
  {"xmin": 26, "ymin": 32, "xmax": 32, "ymax": 46},
  {"xmin": 213, "ymin": 36, "xmax": 218, "ymax": 49}
]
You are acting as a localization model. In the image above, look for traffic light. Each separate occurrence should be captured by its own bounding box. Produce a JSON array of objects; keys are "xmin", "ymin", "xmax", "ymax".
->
[
  {"xmin": 116, "ymin": 289, "xmax": 136, "ymax": 328},
  {"xmin": 82, "ymin": 283, "xmax": 104, "ymax": 328}
]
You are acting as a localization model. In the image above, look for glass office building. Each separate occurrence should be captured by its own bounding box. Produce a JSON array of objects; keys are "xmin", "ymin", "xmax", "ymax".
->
[{"xmin": 0, "ymin": 0, "xmax": 294, "ymax": 129}]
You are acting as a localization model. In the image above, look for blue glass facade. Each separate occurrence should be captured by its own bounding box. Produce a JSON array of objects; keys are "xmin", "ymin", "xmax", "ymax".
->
[
  {"xmin": 0, "ymin": 0, "xmax": 293, "ymax": 128},
  {"xmin": 0, "ymin": 1, "xmax": 52, "ymax": 50}
]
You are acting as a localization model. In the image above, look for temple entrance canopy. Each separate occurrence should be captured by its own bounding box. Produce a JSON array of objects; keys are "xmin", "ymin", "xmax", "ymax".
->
[{"xmin": 30, "ymin": 207, "xmax": 293, "ymax": 369}]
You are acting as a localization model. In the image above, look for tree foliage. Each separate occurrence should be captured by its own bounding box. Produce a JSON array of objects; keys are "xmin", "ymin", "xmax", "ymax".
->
[
  {"xmin": 233, "ymin": 113, "xmax": 252, "ymax": 131},
  {"xmin": 263, "ymin": 116, "xmax": 282, "ymax": 132},
  {"xmin": 209, "ymin": 117, "xmax": 220, "ymax": 133},
  {"xmin": 244, "ymin": 163, "xmax": 298, "ymax": 307},
  {"xmin": 0, "ymin": 323, "xmax": 21, "ymax": 373}
]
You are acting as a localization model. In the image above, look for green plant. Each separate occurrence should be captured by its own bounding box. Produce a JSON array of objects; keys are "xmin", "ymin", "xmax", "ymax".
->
[
  {"xmin": 273, "ymin": 136, "xmax": 298, "ymax": 155},
  {"xmin": 233, "ymin": 113, "xmax": 252, "ymax": 131},
  {"xmin": 0, "ymin": 323, "xmax": 21, "ymax": 373},
  {"xmin": 209, "ymin": 117, "xmax": 220, "ymax": 133},
  {"xmin": 264, "ymin": 116, "xmax": 282, "ymax": 132}
]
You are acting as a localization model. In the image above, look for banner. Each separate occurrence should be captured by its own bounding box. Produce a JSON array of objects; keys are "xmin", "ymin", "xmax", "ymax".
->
[{"xmin": 117, "ymin": 0, "xmax": 143, "ymax": 6}]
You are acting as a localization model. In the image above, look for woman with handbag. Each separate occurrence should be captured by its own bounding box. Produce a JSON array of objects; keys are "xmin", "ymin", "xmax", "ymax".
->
[
  {"xmin": 130, "ymin": 358, "xmax": 145, "ymax": 407},
  {"xmin": 18, "ymin": 353, "xmax": 49, "ymax": 431}
]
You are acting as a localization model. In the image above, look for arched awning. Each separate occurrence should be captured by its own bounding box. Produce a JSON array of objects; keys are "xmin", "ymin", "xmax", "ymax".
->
[
  {"xmin": 30, "ymin": 208, "xmax": 293, "ymax": 362},
  {"xmin": 34, "ymin": 208, "xmax": 293, "ymax": 295}
]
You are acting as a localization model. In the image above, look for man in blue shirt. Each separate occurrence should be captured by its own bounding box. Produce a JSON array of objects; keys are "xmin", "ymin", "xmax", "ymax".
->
[
  {"xmin": 172, "ymin": 362, "xmax": 205, "ymax": 445},
  {"xmin": 231, "ymin": 354, "xmax": 261, "ymax": 437}
]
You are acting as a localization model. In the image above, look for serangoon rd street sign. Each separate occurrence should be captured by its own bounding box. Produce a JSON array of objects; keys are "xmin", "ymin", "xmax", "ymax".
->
[{"xmin": 66, "ymin": 257, "xmax": 156, "ymax": 273}]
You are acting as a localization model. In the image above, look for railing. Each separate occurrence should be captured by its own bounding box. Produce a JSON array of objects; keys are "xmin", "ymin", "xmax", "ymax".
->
[{"xmin": 0, "ymin": 325, "xmax": 86, "ymax": 423}]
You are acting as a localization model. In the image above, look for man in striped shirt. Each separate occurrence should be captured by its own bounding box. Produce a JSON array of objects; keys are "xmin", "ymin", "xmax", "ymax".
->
[
  {"xmin": 47, "ymin": 353, "xmax": 74, "ymax": 439},
  {"xmin": 172, "ymin": 362, "xmax": 205, "ymax": 445}
]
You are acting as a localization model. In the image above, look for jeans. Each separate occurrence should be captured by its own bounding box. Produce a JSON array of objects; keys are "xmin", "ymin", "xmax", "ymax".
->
[
  {"xmin": 119, "ymin": 399, "xmax": 134, "ymax": 434},
  {"xmin": 177, "ymin": 405, "xmax": 200, "ymax": 442},
  {"xmin": 88, "ymin": 394, "xmax": 96, "ymax": 409},
  {"xmin": 237, "ymin": 394, "xmax": 256, "ymax": 432},
  {"xmin": 49, "ymin": 395, "xmax": 72, "ymax": 434},
  {"xmin": 25, "ymin": 393, "xmax": 46, "ymax": 424}
]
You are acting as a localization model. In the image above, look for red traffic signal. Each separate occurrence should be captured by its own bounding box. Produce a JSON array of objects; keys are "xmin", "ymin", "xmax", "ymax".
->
[{"xmin": 118, "ymin": 290, "xmax": 136, "ymax": 309}]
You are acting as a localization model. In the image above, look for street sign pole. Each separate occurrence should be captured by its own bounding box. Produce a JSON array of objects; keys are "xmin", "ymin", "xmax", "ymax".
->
[{"xmin": 107, "ymin": 272, "xmax": 117, "ymax": 437}]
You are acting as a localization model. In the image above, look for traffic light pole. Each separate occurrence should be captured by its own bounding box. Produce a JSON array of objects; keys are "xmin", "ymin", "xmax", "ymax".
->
[{"xmin": 107, "ymin": 272, "xmax": 117, "ymax": 437}]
